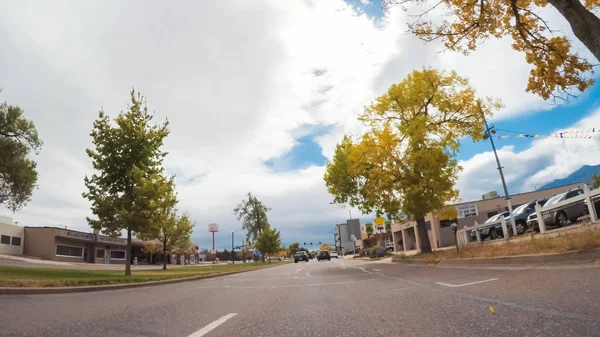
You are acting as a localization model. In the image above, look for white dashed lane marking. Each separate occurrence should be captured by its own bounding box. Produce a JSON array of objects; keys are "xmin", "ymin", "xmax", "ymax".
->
[
  {"xmin": 187, "ymin": 313, "xmax": 237, "ymax": 337},
  {"xmin": 435, "ymin": 278, "xmax": 499, "ymax": 288}
]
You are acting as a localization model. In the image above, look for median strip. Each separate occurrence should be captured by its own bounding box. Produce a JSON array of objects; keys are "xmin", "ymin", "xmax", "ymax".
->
[{"xmin": 0, "ymin": 261, "xmax": 290, "ymax": 295}]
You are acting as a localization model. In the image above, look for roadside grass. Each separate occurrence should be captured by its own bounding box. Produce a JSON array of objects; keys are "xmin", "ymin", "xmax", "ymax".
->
[
  {"xmin": 0, "ymin": 261, "xmax": 291, "ymax": 287},
  {"xmin": 392, "ymin": 224, "xmax": 600, "ymax": 262}
]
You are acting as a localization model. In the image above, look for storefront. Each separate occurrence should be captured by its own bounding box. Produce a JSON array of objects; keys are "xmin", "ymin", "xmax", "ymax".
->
[{"xmin": 23, "ymin": 227, "xmax": 144, "ymax": 264}]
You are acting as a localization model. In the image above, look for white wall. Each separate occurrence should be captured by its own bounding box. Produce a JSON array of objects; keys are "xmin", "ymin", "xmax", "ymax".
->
[{"xmin": 0, "ymin": 217, "xmax": 24, "ymax": 256}]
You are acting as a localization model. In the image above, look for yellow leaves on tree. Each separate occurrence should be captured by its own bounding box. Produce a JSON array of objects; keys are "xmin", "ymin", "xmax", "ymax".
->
[
  {"xmin": 324, "ymin": 68, "xmax": 500, "ymax": 253},
  {"xmin": 383, "ymin": 0, "xmax": 599, "ymax": 101}
]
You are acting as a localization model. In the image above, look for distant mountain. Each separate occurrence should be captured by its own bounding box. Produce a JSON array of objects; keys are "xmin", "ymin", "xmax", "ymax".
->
[{"xmin": 537, "ymin": 164, "xmax": 600, "ymax": 190}]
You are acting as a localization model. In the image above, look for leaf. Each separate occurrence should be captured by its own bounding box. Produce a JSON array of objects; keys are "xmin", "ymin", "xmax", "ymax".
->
[{"xmin": 489, "ymin": 306, "xmax": 496, "ymax": 314}]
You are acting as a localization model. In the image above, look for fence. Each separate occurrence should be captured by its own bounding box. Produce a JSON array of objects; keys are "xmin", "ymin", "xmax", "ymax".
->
[{"xmin": 456, "ymin": 185, "xmax": 600, "ymax": 246}]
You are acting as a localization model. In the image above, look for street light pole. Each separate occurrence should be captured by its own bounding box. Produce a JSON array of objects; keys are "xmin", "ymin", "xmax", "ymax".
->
[{"xmin": 479, "ymin": 103, "xmax": 516, "ymax": 234}]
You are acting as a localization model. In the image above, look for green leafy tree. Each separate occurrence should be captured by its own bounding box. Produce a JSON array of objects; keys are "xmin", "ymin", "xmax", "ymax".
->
[
  {"xmin": 83, "ymin": 89, "xmax": 170, "ymax": 276},
  {"xmin": 0, "ymin": 97, "xmax": 43, "ymax": 211},
  {"xmin": 324, "ymin": 68, "xmax": 497, "ymax": 253},
  {"xmin": 254, "ymin": 225, "xmax": 281, "ymax": 264},
  {"xmin": 234, "ymin": 192, "xmax": 271, "ymax": 241},
  {"xmin": 143, "ymin": 240, "xmax": 163, "ymax": 265},
  {"xmin": 138, "ymin": 175, "xmax": 195, "ymax": 270},
  {"xmin": 383, "ymin": 0, "xmax": 599, "ymax": 101},
  {"xmin": 288, "ymin": 242, "xmax": 301, "ymax": 256}
]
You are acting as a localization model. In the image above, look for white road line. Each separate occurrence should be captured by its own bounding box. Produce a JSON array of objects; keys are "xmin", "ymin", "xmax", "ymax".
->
[
  {"xmin": 435, "ymin": 278, "xmax": 499, "ymax": 288},
  {"xmin": 295, "ymin": 268, "xmax": 303, "ymax": 274},
  {"xmin": 372, "ymin": 268, "xmax": 380, "ymax": 272},
  {"xmin": 306, "ymin": 271, "xmax": 312, "ymax": 278},
  {"xmin": 187, "ymin": 313, "xmax": 237, "ymax": 337}
]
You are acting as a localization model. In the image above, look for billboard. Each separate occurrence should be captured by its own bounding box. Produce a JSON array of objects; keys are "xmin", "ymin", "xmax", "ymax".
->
[
  {"xmin": 208, "ymin": 223, "xmax": 219, "ymax": 232},
  {"xmin": 456, "ymin": 203, "xmax": 478, "ymax": 219}
]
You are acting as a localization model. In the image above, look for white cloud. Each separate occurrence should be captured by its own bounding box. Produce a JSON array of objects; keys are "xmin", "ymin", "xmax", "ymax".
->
[
  {"xmin": 457, "ymin": 107, "xmax": 600, "ymax": 202},
  {"xmin": 0, "ymin": 0, "xmax": 595, "ymax": 248}
]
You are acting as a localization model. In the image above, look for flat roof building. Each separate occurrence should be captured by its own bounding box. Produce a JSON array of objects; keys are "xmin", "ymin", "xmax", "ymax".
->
[
  {"xmin": 23, "ymin": 226, "xmax": 145, "ymax": 264},
  {"xmin": 365, "ymin": 182, "xmax": 585, "ymax": 253}
]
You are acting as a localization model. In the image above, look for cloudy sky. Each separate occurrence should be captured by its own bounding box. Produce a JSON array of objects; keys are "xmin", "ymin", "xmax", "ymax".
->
[{"xmin": 1, "ymin": 0, "xmax": 599, "ymax": 249}]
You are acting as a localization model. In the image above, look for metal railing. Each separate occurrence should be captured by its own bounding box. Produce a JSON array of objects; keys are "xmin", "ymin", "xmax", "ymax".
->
[{"xmin": 534, "ymin": 185, "xmax": 599, "ymax": 233}]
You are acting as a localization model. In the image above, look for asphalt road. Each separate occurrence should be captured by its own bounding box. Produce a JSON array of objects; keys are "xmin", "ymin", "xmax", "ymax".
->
[{"xmin": 2, "ymin": 258, "xmax": 600, "ymax": 337}]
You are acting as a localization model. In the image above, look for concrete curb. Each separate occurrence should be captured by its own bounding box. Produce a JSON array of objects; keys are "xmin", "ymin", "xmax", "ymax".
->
[
  {"xmin": 392, "ymin": 249, "xmax": 600, "ymax": 266},
  {"xmin": 0, "ymin": 265, "xmax": 281, "ymax": 295}
]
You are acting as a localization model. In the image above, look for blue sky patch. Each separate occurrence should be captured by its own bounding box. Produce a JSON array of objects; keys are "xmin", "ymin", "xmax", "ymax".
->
[
  {"xmin": 265, "ymin": 125, "xmax": 334, "ymax": 172},
  {"xmin": 457, "ymin": 83, "xmax": 600, "ymax": 161},
  {"xmin": 344, "ymin": 0, "xmax": 385, "ymax": 21}
]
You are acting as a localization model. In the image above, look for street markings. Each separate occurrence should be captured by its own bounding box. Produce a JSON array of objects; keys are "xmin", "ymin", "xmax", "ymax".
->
[
  {"xmin": 295, "ymin": 268, "xmax": 303, "ymax": 274},
  {"xmin": 187, "ymin": 313, "xmax": 237, "ymax": 337},
  {"xmin": 435, "ymin": 278, "xmax": 499, "ymax": 288}
]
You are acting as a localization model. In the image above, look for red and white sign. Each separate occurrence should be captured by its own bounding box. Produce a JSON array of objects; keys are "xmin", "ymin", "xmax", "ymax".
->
[{"xmin": 208, "ymin": 223, "xmax": 219, "ymax": 232}]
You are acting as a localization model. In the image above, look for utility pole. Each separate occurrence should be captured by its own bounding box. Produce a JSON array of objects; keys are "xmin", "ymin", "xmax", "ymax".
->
[{"xmin": 479, "ymin": 102, "xmax": 516, "ymax": 234}]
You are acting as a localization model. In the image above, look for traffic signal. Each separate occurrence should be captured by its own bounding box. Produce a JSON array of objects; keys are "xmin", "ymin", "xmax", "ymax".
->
[
  {"xmin": 319, "ymin": 241, "xmax": 321, "ymax": 244},
  {"xmin": 303, "ymin": 242, "xmax": 306, "ymax": 245},
  {"xmin": 310, "ymin": 242, "xmax": 312, "ymax": 246}
]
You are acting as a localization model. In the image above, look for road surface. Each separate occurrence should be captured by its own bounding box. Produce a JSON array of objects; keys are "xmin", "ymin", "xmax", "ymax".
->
[{"xmin": 2, "ymin": 258, "xmax": 600, "ymax": 336}]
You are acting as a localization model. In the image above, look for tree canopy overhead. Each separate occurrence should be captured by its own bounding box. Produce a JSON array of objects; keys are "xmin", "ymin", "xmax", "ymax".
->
[
  {"xmin": 0, "ymin": 98, "xmax": 43, "ymax": 212},
  {"xmin": 383, "ymin": 0, "xmax": 599, "ymax": 101},
  {"xmin": 324, "ymin": 68, "xmax": 499, "ymax": 252}
]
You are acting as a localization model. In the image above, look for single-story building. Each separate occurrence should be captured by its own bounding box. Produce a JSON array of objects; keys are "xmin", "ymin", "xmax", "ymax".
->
[
  {"xmin": 0, "ymin": 216, "xmax": 24, "ymax": 256},
  {"xmin": 23, "ymin": 226, "xmax": 146, "ymax": 264}
]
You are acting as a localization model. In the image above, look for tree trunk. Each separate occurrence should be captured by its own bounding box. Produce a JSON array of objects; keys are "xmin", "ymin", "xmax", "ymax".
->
[
  {"xmin": 415, "ymin": 216, "xmax": 432, "ymax": 254},
  {"xmin": 125, "ymin": 229, "xmax": 132, "ymax": 276},
  {"xmin": 547, "ymin": 0, "xmax": 600, "ymax": 61},
  {"xmin": 162, "ymin": 241, "xmax": 167, "ymax": 270}
]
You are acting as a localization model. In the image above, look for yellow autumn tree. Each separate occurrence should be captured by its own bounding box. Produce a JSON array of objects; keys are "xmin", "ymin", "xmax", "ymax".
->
[
  {"xmin": 324, "ymin": 68, "xmax": 500, "ymax": 253},
  {"xmin": 382, "ymin": 0, "xmax": 598, "ymax": 101}
]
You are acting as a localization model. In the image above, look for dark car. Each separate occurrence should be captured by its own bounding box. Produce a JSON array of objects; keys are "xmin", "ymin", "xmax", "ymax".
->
[
  {"xmin": 307, "ymin": 253, "xmax": 313, "ymax": 260},
  {"xmin": 317, "ymin": 250, "xmax": 330, "ymax": 261},
  {"xmin": 294, "ymin": 251, "xmax": 309, "ymax": 263}
]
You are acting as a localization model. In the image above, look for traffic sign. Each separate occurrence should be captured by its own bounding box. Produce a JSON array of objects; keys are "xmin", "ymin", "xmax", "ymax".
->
[
  {"xmin": 374, "ymin": 217, "xmax": 385, "ymax": 225},
  {"xmin": 210, "ymin": 249, "xmax": 217, "ymax": 254}
]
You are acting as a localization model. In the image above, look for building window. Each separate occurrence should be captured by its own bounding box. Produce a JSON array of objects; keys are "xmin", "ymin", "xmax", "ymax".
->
[
  {"xmin": 56, "ymin": 245, "xmax": 83, "ymax": 258},
  {"xmin": 110, "ymin": 250, "xmax": 126, "ymax": 260},
  {"xmin": 440, "ymin": 219, "xmax": 458, "ymax": 228},
  {"xmin": 11, "ymin": 237, "xmax": 21, "ymax": 246},
  {"xmin": 96, "ymin": 249, "xmax": 105, "ymax": 258},
  {"xmin": 0, "ymin": 235, "xmax": 10, "ymax": 245}
]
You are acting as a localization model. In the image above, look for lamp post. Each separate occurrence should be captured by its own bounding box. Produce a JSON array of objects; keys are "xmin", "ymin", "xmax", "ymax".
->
[
  {"xmin": 231, "ymin": 228, "xmax": 244, "ymax": 264},
  {"xmin": 479, "ymin": 102, "xmax": 517, "ymax": 235},
  {"xmin": 330, "ymin": 202, "xmax": 352, "ymax": 219}
]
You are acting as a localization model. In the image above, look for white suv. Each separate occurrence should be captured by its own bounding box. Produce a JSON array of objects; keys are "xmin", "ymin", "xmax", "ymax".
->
[{"xmin": 330, "ymin": 251, "xmax": 339, "ymax": 258}]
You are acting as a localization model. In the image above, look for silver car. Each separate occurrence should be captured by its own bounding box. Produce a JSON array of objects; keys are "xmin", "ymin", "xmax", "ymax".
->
[{"xmin": 540, "ymin": 189, "xmax": 588, "ymax": 228}]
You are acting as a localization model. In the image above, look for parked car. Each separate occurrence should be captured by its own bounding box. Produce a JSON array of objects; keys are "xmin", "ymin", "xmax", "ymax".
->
[
  {"xmin": 534, "ymin": 188, "xmax": 588, "ymax": 230},
  {"xmin": 294, "ymin": 251, "xmax": 309, "ymax": 263},
  {"xmin": 317, "ymin": 250, "xmax": 331, "ymax": 261},
  {"xmin": 470, "ymin": 211, "xmax": 509, "ymax": 241},
  {"xmin": 508, "ymin": 199, "xmax": 548, "ymax": 234},
  {"xmin": 330, "ymin": 251, "xmax": 339, "ymax": 258}
]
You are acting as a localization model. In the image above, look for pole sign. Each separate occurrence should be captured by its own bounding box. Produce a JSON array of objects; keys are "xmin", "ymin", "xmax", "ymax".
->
[
  {"xmin": 208, "ymin": 223, "xmax": 219, "ymax": 232},
  {"xmin": 374, "ymin": 217, "xmax": 385, "ymax": 225}
]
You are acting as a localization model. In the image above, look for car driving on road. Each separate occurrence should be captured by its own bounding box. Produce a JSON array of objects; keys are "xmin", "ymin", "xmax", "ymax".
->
[
  {"xmin": 317, "ymin": 250, "xmax": 331, "ymax": 261},
  {"xmin": 330, "ymin": 251, "xmax": 338, "ymax": 258},
  {"xmin": 294, "ymin": 251, "xmax": 309, "ymax": 263}
]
